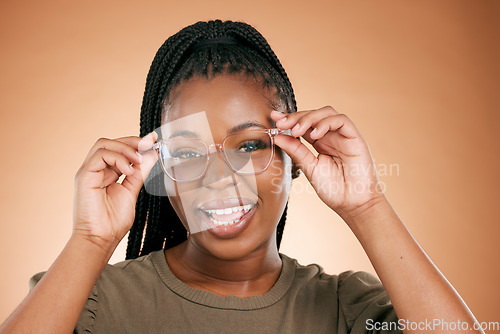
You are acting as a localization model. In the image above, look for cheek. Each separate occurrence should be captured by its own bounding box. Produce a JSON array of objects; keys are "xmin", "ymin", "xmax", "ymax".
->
[
  {"xmin": 257, "ymin": 154, "xmax": 292, "ymax": 201},
  {"xmin": 164, "ymin": 177, "xmax": 190, "ymax": 230},
  {"xmin": 167, "ymin": 195, "xmax": 187, "ymax": 227}
]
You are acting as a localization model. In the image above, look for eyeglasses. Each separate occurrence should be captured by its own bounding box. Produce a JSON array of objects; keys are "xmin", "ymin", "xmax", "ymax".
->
[{"xmin": 152, "ymin": 128, "xmax": 287, "ymax": 181}]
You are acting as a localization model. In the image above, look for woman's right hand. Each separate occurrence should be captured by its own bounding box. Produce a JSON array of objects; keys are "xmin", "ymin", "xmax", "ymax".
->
[{"xmin": 72, "ymin": 132, "xmax": 158, "ymax": 251}]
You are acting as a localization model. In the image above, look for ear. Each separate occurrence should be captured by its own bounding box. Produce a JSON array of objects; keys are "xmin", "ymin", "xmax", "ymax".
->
[{"xmin": 291, "ymin": 161, "xmax": 301, "ymax": 180}]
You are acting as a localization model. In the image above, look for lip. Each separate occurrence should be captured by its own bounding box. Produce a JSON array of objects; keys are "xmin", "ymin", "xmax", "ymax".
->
[{"xmin": 197, "ymin": 204, "xmax": 257, "ymax": 239}]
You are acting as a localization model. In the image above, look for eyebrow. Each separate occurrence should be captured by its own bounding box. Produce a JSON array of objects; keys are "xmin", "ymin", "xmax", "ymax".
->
[
  {"xmin": 168, "ymin": 121, "xmax": 268, "ymax": 139},
  {"xmin": 227, "ymin": 121, "xmax": 266, "ymax": 134},
  {"xmin": 168, "ymin": 130, "xmax": 199, "ymax": 139}
]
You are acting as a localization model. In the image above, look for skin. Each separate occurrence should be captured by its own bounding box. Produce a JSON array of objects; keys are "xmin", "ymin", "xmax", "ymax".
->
[
  {"xmin": 0, "ymin": 71, "xmax": 482, "ymax": 334},
  {"xmin": 0, "ymin": 133, "xmax": 160, "ymax": 333},
  {"xmin": 162, "ymin": 74, "xmax": 293, "ymax": 297},
  {"xmin": 271, "ymin": 107, "xmax": 483, "ymax": 333},
  {"xmin": 164, "ymin": 73, "xmax": 483, "ymax": 330}
]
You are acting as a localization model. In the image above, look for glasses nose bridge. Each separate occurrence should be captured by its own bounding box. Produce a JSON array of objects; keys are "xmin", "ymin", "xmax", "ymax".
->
[
  {"xmin": 207, "ymin": 143, "xmax": 223, "ymax": 151},
  {"xmin": 206, "ymin": 143, "xmax": 231, "ymax": 172},
  {"xmin": 207, "ymin": 143, "xmax": 225, "ymax": 157}
]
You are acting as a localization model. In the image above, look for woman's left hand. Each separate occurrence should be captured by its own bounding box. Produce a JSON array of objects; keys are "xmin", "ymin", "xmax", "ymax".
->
[{"xmin": 271, "ymin": 106, "xmax": 386, "ymax": 220}]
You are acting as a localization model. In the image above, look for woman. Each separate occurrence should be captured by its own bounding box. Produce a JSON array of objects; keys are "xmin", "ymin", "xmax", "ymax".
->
[{"xmin": 0, "ymin": 19, "xmax": 481, "ymax": 333}]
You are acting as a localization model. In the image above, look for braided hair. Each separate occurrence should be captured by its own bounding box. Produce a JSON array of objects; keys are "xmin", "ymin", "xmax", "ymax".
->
[{"xmin": 126, "ymin": 19, "xmax": 297, "ymax": 260}]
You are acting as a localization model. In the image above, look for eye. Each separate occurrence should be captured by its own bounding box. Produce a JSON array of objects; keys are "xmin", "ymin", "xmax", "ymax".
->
[
  {"xmin": 172, "ymin": 149, "xmax": 203, "ymax": 159},
  {"xmin": 236, "ymin": 140, "xmax": 268, "ymax": 153},
  {"xmin": 164, "ymin": 147, "xmax": 203, "ymax": 160}
]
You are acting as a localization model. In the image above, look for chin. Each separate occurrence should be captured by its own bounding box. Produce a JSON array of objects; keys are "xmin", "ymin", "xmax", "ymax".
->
[{"xmin": 191, "ymin": 228, "xmax": 276, "ymax": 262}]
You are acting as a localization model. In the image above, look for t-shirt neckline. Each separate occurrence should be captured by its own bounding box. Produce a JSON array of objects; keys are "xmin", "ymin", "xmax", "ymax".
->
[{"xmin": 150, "ymin": 250, "xmax": 296, "ymax": 310}]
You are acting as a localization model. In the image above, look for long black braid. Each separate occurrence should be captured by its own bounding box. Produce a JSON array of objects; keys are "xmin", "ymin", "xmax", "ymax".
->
[{"xmin": 126, "ymin": 19, "xmax": 297, "ymax": 260}]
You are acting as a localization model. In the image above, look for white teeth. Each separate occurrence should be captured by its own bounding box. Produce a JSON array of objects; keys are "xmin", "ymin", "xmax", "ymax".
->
[
  {"xmin": 209, "ymin": 217, "xmax": 239, "ymax": 226},
  {"xmin": 202, "ymin": 204, "xmax": 255, "ymax": 227},
  {"xmin": 204, "ymin": 205, "xmax": 254, "ymax": 216}
]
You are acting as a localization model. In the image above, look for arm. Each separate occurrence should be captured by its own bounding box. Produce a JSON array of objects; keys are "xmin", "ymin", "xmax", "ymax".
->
[
  {"xmin": 0, "ymin": 235, "xmax": 115, "ymax": 333},
  {"xmin": 0, "ymin": 132, "xmax": 158, "ymax": 334},
  {"xmin": 343, "ymin": 195, "xmax": 481, "ymax": 333},
  {"xmin": 271, "ymin": 107, "xmax": 482, "ymax": 334}
]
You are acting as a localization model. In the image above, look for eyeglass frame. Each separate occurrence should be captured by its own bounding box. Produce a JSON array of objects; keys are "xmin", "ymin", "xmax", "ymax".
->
[{"xmin": 152, "ymin": 128, "xmax": 289, "ymax": 182}]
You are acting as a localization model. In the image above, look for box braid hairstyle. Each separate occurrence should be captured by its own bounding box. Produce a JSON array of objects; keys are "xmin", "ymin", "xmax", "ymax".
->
[{"xmin": 126, "ymin": 19, "xmax": 297, "ymax": 260}]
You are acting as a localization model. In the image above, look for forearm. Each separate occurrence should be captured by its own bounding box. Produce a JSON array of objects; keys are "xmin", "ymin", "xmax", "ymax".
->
[
  {"xmin": 341, "ymin": 196, "xmax": 482, "ymax": 334},
  {"xmin": 0, "ymin": 235, "xmax": 116, "ymax": 334}
]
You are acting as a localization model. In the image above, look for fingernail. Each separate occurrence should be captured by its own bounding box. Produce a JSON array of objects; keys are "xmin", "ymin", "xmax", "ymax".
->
[
  {"xmin": 310, "ymin": 128, "xmax": 317, "ymax": 136},
  {"xmin": 144, "ymin": 131, "xmax": 157, "ymax": 141},
  {"xmin": 276, "ymin": 117, "xmax": 287, "ymax": 123},
  {"xmin": 292, "ymin": 123, "xmax": 300, "ymax": 133},
  {"xmin": 272, "ymin": 110, "xmax": 287, "ymax": 118}
]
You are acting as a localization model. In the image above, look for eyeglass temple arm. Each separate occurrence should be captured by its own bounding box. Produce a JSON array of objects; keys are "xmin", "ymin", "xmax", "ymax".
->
[{"xmin": 270, "ymin": 128, "xmax": 291, "ymax": 137}]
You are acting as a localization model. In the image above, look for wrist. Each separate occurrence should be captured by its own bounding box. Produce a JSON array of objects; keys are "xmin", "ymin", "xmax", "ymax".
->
[
  {"xmin": 69, "ymin": 232, "xmax": 119, "ymax": 262},
  {"xmin": 338, "ymin": 195, "xmax": 391, "ymax": 229}
]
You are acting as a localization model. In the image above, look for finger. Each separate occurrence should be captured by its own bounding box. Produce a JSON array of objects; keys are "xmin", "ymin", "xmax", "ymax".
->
[
  {"xmin": 106, "ymin": 164, "xmax": 124, "ymax": 178},
  {"xmin": 84, "ymin": 149, "xmax": 137, "ymax": 188},
  {"xmin": 274, "ymin": 106, "xmax": 339, "ymax": 134},
  {"xmin": 293, "ymin": 127, "xmax": 319, "ymax": 147},
  {"xmin": 274, "ymin": 134, "xmax": 318, "ymax": 180},
  {"xmin": 270, "ymin": 110, "xmax": 288, "ymax": 121},
  {"xmin": 274, "ymin": 110, "xmax": 312, "ymax": 130},
  {"xmin": 102, "ymin": 166, "xmax": 123, "ymax": 187},
  {"xmin": 117, "ymin": 131, "xmax": 157, "ymax": 151},
  {"xmin": 309, "ymin": 114, "xmax": 359, "ymax": 141},
  {"xmin": 83, "ymin": 137, "xmax": 143, "ymax": 167},
  {"xmin": 289, "ymin": 107, "xmax": 339, "ymax": 138},
  {"xmin": 120, "ymin": 148, "xmax": 159, "ymax": 198},
  {"xmin": 137, "ymin": 131, "xmax": 158, "ymax": 153},
  {"xmin": 82, "ymin": 131, "xmax": 158, "ymax": 167}
]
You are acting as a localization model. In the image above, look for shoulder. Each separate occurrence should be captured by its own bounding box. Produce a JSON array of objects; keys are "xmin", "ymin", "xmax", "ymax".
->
[
  {"xmin": 96, "ymin": 250, "xmax": 161, "ymax": 291},
  {"xmin": 337, "ymin": 270, "xmax": 387, "ymax": 302},
  {"xmin": 279, "ymin": 253, "xmax": 343, "ymax": 308},
  {"xmin": 280, "ymin": 253, "xmax": 399, "ymax": 332},
  {"xmin": 282, "ymin": 253, "xmax": 377, "ymax": 286},
  {"xmin": 28, "ymin": 251, "xmax": 166, "ymax": 333},
  {"xmin": 28, "ymin": 250, "xmax": 162, "ymax": 292},
  {"xmin": 280, "ymin": 253, "xmax": 384, "ymax": 295}
]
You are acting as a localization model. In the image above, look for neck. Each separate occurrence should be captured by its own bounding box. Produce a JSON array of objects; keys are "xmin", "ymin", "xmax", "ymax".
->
[{"xmin": 165, "ymin": 238, "xmax": 283, "ymax": 297}]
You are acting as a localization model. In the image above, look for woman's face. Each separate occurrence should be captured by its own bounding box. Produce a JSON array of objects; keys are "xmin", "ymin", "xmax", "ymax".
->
[{"xmin": 161, "ymin": 74, "xmax": 292, "ymax": 260}]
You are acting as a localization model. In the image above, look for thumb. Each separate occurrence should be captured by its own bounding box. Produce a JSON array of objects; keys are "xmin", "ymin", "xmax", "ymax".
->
[{"xmin": 274, "ymin": 134, "xmax": 317, "ymax": 180}]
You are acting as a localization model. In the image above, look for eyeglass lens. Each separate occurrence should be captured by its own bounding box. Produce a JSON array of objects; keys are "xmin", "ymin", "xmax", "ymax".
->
[{"xmin": 159, "ymin": 130, "xmax": 273, "ymax": 181}]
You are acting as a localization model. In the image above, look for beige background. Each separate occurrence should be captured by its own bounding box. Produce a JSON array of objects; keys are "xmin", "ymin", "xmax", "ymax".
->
[{"xmin": 1, "ymin": 0, "xmax": 499, "ymax": 327}]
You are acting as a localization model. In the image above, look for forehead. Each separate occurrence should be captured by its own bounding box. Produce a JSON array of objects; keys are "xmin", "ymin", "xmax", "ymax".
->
[{"xmin": 163, "ymin": 74, "xmax": 276, "ymax": 125}]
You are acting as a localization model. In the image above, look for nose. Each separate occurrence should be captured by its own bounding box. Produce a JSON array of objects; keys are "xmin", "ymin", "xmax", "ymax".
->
[{"xmin": 201, "ymin": 144, "xmax": 237, "ymax": 187}]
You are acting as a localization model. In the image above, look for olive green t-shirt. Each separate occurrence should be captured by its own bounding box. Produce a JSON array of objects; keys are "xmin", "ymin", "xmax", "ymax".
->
[{"xmin": 29, "ymin": 250, "xmax": 401, "ymax": 333}]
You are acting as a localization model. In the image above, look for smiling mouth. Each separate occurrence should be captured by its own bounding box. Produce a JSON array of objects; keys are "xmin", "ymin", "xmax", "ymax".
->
[{"xmin": 199, "ymin": 204, "xmax": 255, "ymax": 227}]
